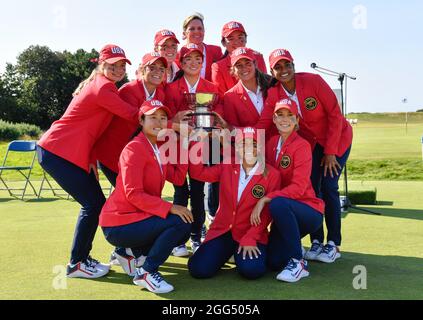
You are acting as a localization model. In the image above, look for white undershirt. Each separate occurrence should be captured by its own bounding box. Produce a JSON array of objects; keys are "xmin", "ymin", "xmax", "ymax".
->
[
  {"xmin": 275, "ymin": 137, "xmax": 283, "ymax": 162},
  {"xmin": 167, "ymin": 62, "xmax": 180, "ymax": 83},
  {"xmin": 184, "ymin": 76, "xmax": 200, "ymax": 93},
  {"xmin": 242, "ymin": 84, "xmax": 264, "ymax": 115},
  {"xmin": 237, "ymin": 162, "xmax": 260, "ymax": 203},
  {"xmin": 142, "ymin": 81, "xmax": 156, "ymax": 101},
  {"xmin": 147, "ymin": 139, "xmax": 163, "ymax": 174},
  {"xmin": 282, "ymin": 84, "xmax": 302, "ymax": 118},
  {"xmin": 200, "ymin": 46, "xmax": 207, "ymax": 79}
]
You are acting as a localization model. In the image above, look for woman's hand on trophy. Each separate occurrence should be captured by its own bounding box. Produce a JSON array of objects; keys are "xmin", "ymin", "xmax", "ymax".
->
[{"xmin": 213, "ymin": 112, "xmax": 231, "ymax": 130}]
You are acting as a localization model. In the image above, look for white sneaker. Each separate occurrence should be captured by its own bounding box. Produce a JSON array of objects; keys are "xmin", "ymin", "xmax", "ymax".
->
[
  {"xmin": 304, "ymin": 240, "xmax": 323, "ymax": 261},
  {"xmin": 276, "ymin": 258, "xmax": 309, "ymax": 283},
  {"xmin": 316, "ymin": 241, "xmax": 341, "ymax": 263},
  {"xmin": 67, "ymin": 260, "xmax": 109, "ymax": 279},
  {"xmin": 301, "ymin": 246, "xmax": 306, "ymax": 259},
  {"xmin": 109, "ymin": 251, "xmax": 120, "ymax": 266},
  {"xmin": 86, "ymin": 256, "xmax": 110, "ymax": 272},
  {"xmin": 190, "ymin": 240, "xmax": 201, "ymax": 254},
  {"xmin": 172, "ymin": 245, "xmax": 189, "ymax": 257},
  {"xmin": 133, "ymin": 267, "xmax": 174, "ymax": 294},
  {"xmin": 113, "ymin": 249, "xmax": 137, "ymax": 276},
  {"xmin": 135, "ymin": 255, "xmax": 147, "ymax": 268}
]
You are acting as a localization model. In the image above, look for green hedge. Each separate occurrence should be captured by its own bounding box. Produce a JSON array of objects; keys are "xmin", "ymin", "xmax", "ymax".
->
[
  {"xmin": 0, "ymin": 120, "xmax": 42, "ymax": 140},
  {"xmin": 347, "ymin": 189, "xmax": 377, "ymax": 205}
]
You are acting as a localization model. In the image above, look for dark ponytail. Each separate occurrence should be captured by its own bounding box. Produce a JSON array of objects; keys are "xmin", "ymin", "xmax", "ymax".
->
[
  {"xmin": 172, "ymin": 69, "xmax": 185, "ymax": 82},
  {"xmin": 256, "ymin": 69, "xmax": 273, "ymax": 100}
]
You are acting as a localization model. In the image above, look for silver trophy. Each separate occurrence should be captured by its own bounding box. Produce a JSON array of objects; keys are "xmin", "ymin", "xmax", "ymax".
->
[{"xmin": 184, "ymin": 92, "xmax": 218, "ymax": 132}]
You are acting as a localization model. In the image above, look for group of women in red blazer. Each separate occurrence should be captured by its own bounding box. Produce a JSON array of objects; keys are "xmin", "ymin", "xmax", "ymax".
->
[{"xmin": 37, "ymin": 12, "xmax": 352, "ymax": 294}]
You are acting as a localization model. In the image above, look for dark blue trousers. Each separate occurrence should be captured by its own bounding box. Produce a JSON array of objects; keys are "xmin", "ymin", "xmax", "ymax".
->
[
  {"xmin": 102, "ymin": 215, "xmax": 191, "ymax": 273},
  {"xmin": 268, "ymin": 197, "xmax": 323, "ymax": 271},
  {"xmin": 207, "ymin": 182, "xmax": 220, "ymax": 218},
  {"xmin": 310, "ymin": 144, "xmax": 351, "ymax": 246},
  {"xmin": 36, "ymin": 146, "xmax": 106, "ymax": 264},
  {"xmin": 173, "ymin": 176, "xmax": 205, "ymax": 242},
  {"xmin": 98, "ymin": 162, "xmax": 118, "ymax": 187},
  {"xmin": 188, "ymin": 232, "xmax": 267, "ymax": 280}
]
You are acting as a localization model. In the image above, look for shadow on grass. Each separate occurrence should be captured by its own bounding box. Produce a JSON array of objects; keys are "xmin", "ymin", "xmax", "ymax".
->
[
  {"xmin": 160, "ymin": 251, "xmax": 423, "ymax": 300},
  {"xmin": 347, "ymin": 206, "xmax": 423, "ymax": 221}
]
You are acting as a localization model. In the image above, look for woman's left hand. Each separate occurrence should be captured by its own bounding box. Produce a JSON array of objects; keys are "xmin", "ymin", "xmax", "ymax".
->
[
  {"xmin": 250, "ymin": 197, "xmax": 270, "ymax": 226},
  {"xmin": 321, "ymin": 154, "xmax": 342, "ymax": 178},
  {"xmin": 237, "ymin": 245, "xmax": 262, "ymax": 260}
]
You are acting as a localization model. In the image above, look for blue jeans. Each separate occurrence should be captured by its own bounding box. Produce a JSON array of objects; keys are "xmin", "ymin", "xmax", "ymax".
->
[
  {"xmin": 310, "ymin": 144, "xmax": 351, "ymax": 246},
  {"xmin": 36, "ymin": 146, "xmax": 106, "ymax": 264},
  {"xmin": 188, "ymin": 232, "xmax": 267, "ymax": 280},
  {"xmin": 98, "ymin": 162, "xmax": 118, "ymax": 187},
  {"xmin": 173, "ymin": 176, "xmax": 205, "ymax": 242},
  {"xmin": 102, "ymin": 215, "xmax": 191, "ymax": 273},
  {"xmin": 268, "ymin": 197, "xmax": 323, "ymax": 271}
]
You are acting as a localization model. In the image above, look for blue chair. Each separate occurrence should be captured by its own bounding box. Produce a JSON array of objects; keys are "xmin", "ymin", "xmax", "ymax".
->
[{"xmin": 0, "ymin": 140, "xmax": 38, "ymax": 200}]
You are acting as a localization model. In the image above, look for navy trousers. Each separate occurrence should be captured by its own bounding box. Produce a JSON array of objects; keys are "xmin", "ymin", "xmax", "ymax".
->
[
  {"xmin": 36, "ymin": 146, "xmax": 106, "ymax": 264},
  {"xmin": 98, "ymin": 162, "xmax": 118, "ymax": 187},
  {"xmin": 173, "ymin": 176, "xmax": 205, "ymax": 242},
  {"xmin": 188, "ymin": 232, "xmax": 267, "ymax": 280},
  {"xmin": 103, "ymin": 215, "xmax": 191, "ymax": 273},
  {"xmin": 267, "ymin": 197, "xmax": 323, "ymax": 271},
  {"xmin": 310, "ymin": 144, "xmax": 351, "ymax": 246}
]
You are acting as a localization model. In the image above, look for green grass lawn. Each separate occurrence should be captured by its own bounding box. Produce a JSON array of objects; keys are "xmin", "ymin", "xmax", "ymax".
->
[
  {"xmin": 0, "ymin": 180, "xmax": 422, "ymax": 300},
  {"xmin": 1, "ymin": 113, "xmax": 423, "ymax": 300}
]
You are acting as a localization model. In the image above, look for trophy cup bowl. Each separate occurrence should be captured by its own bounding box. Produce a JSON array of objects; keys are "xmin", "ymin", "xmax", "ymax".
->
[{"xmin": 184, "ymin": 92, "xmax": 218, "ymax": 131}]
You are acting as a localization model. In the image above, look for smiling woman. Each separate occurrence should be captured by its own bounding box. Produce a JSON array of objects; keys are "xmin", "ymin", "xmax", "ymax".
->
[{"xmin": 36, "ymin": 44, "xmax": 139, "ymax": 280}]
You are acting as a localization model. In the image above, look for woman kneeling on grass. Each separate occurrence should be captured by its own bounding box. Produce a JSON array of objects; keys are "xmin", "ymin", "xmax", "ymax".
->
[
  {"xmin": 188, "ymin": 127, "xmax": 281, "ymax": 280},
  {"xmin": 251, "ymin": 99, "xmax": 324, "ymax": 283},
  {"xmin": 99, "ymin": 100, "xmax": 193, "ymax": 294}
]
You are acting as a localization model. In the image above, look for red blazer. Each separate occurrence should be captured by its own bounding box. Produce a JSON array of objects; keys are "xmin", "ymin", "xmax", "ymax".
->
[
  {"xmin": 265, "ymin": 132, "xmax": 325, "ymax": 214},
  {"xmin": 190, "ymin": 161, "xmax": 281, "ymax": 247},
  {"xmin": 94, "ymin": 80, "xmax": 165, "ymax": 173},
  {"xmin": 176, "ymin": 43, "xmax": 223, "ymax": 81},
  {"xmin": 222, "ymin": 81, "xmax": 279, "ymax": 138},
  {"xmin": 212, "ymin": 52, "xmax": 267, "ymax": 96},
  {"xmin": 258, "ymin": 73, "xmax": 353, "ymax": 157},
  {"xmin": 99, "ymin": 133, "xmax": 188, "ymax": 227},
  {"xmin": 38, "ymin": 75, "xmax": 139, "ymax": 172},
  {"xmin": 164, "ymin": 76, "xmax": 223, "ymax": 118}
]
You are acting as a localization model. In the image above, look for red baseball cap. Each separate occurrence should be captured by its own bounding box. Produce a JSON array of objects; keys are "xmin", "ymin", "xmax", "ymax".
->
[
  {"xmin": 230, "ymin": 47, "xmax": 255, "ymax": 66},
  {"xmin": 180, "ymin": 43, "xmax": 204, "ymax": 60},
  {"xmin": 221, "ymin": 21, "xmax": 247, "ymax": 38},
  {"xmin": 235, "ymin": 127, "xmax": 259, "ymax": 144},
  {"xmin": 99, "ymin": 44, "xmax": 131, "ymax": 65},
  {"xmin": 269, "ymin": 49, "xmax": 294, "ymax": 69},
  {"xmin": 141, "ymin": 52, "xmax": 168, "ymax": 68},
  {"xmin": 139, "ymin": 100, "xmax": 171, "ymax": 119},
  {"xmin": 154, "ymin": 29, "xmax": 180, "ymax": 47},
  {"xmin": 274, "ymin": 98, "xmax": 299, "ymax": 116}
]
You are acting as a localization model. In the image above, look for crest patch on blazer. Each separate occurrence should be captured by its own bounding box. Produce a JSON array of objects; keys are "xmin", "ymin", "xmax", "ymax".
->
[
  {"xmin": 280, "ymin": 155, "xmax": 292, "ymax": 169},
  {"xmin": 252, "ymin": 184, "xmax": 265, "ymax": 199},
  {"xmin": 304, "ymin": 97, "xmax": 318, "ymax": 111}
]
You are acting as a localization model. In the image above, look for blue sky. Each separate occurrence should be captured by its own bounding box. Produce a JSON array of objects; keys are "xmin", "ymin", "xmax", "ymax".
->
[{"xmin": 1, "ymin": 0, "xmax": 422, "ymax": 112}]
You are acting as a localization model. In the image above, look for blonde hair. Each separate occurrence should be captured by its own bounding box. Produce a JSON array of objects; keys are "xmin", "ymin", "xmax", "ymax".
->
[
  {"xmin": 182, "ymin": 12, "xmax": 204, "ymax": 31},
  {"xmin": 72, "ymin": 63, "xmax": 105, "ymax": 96}
]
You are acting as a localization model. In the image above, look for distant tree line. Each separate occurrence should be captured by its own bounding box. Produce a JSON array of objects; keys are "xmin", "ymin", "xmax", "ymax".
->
[{"xmin": 0, "ymin": 45, "xmax": 127, "ymax": 130}]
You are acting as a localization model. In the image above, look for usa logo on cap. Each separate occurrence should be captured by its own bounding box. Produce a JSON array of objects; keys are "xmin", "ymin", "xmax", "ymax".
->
[
  {"xmin": 150, "ymin": 52, "xmax": 161, "ymax": 57},
  {"xmin": 186, "ymin": 43, "xmax": 199, "ymax": 49},
  {"xmin": 111, "ymin": 47, "xmax": 125, "ymax": 54},
  {"xmin": 228, "ymin": 22, "xmax": 240, "ymax": 29},
  {"xmin": 235, "ymin": 48, "xmax": 247, "ymax": 56},
  {"xmin": 243, "ymin": 127, "xmax": 255, "ymax": 134},
  {"xmin": 151, "ymin": 100, "xmax": 164, "ymax": 107},
  {"xmin": 278, "ymin": 99, "xmax": 292, "ymax": 105},
  {"xmin": 273, "ymin": 49, "xmax": 286, "ymax": 58},
  {"xmin": 161, "ymin": 30, "xmax": 175, "ymax": 36}
]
